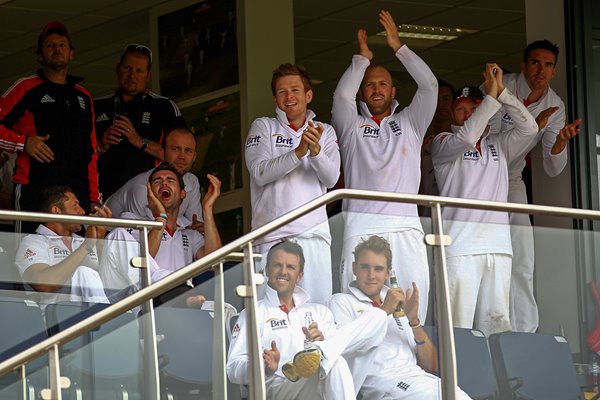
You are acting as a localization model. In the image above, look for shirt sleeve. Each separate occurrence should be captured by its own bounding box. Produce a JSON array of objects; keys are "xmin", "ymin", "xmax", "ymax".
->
[
  {"xmin": 86, "ymin": 94, "xmax": 101, "ymax": 204},
  {"xmin": 14, "ymin": 234, "xmax": 50, "ymax": 276},
  {"xmin": 396, "ymin": 45, "xmax": 439, "ymax": 140},
  {"xmin": 245, "ymin": 118, "xmax": 301, "ymax": 187},
  {"xmin": 226, "ymin": 309, "xmax": 251, "ymax": 385},
  {"xmin": 540, "ymin": 102, "xmax": 567, "ymax": 177},
  {"xmin": 331, "ymin": 55, "xmax": 368, "ymax": 148},
  {"xmin": 496, "ymin": 88, "xmax": 539, "ymax": 162}
]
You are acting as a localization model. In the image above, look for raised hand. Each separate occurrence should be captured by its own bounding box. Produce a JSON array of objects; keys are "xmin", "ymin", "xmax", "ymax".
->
[
  {"xmin": 379, "ymin": 10, "xmax": 403, "ymax": 52},
  {"xmin": 187, "ymin": 213, "xmax": 205, "ymax": 234},
  {"xmin": 404, "ymin": 282, "xmax": 420, "ymax": 325},
  {"xmin": 263, "ymin": 340, "xmax": 280, "ymax": 375},
  {"xmin": 381, "ymin": 287, "xmax": 405, "ymax": 315},
  {"xmin": 202, "ymin": 174, "xmax": 221, "ymax": 211},
  {"xmin": 146, "ymin": 181, "xmax": 166, "ymax": 217},
  {"xmin": 536, "ymin": 106, "xmax": 559, "ymax": 130},
  {"xmin": 302, "ymin": 322, "xmax": 325, "ymax": 342},
  {"xmin": 303, "ymin": 122, "xmax": 324, "ymax": 157},
  {"xmin": 357, "ymin": 28, "xmax": 373, "ymax": 60},
  {"xmin": 552, "ymin": 118, "xmax": 582, "ymax": 154},
  {"xmin": 483, "ymin": 63, "xmax": 500, "ymax": 99}
]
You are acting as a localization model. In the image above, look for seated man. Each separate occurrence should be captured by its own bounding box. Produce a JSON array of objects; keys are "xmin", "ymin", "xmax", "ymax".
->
[
  {"xmin": 329, "ymin": 235, "xmax": 472, "ymax": 399},
  {"xmin": 15, "ymin": 186, "xmax": 111, "ymax": 305},
  {"xmin": 105, "ymin": 127, "xmax": 203, "ymax": 230},
  {"xmin": 100, "ymin": 162, "xmax": 221, "ymax": 303},
  {"xmin": 227, "ymin": 240, "xmax": 387, "ymax": 399}
]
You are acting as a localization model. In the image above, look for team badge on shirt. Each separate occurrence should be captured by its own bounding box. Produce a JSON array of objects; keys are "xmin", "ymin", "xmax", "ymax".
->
[
  {"xmin": 488, "ymin": 144, "xmax": 499, "ymax": 161},
  {"xmin": 142, "ymin": 112, "xmax": 151, "ymax": 124},
  {"xmin": 388, "ymin": 120, "xmax": 402, "ymax": 136}
]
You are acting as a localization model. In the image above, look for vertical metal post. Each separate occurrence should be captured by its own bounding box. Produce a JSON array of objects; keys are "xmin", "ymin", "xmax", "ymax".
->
[
  {"xmin": 138, "ymin": 226, "xmax": 160, "ymax": 400},
  {"xmin": 430, "ymin": 202, "xmax": 458, "ymax": 400},
  {"xmin": 243, "ymin": 242, "xmax": 266, "ymax": 400},
  {"xmin": 48, "ymin": 344, "xmax": 62, "ymax": 400},
  {"xmin": 18, "ymin": 364, "xmax": 26, "ymax": 400},
  {"xmin": 212, "ymin": 262, "xmax": 227, "ymax": 400}
]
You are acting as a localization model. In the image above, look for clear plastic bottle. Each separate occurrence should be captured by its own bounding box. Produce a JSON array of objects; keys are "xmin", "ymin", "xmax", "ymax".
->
[{"xmin": 389, "ymin": 270, "xmax": 405, "ymax": 318}]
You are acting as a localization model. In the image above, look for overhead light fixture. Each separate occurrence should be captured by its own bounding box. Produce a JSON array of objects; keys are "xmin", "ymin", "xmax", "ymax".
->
[{"xmin": 377, "ymin": 24, "xmax": 477, "ymax": 42}]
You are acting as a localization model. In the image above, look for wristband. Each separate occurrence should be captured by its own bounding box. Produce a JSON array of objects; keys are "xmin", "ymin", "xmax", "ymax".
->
[
  {"xmin": 158, "ymin": 213, "xmax": 168, "ymax": 220},
  {"xmin": 409, "ymin": 319, "xmax": 421, "ymax": 328}
]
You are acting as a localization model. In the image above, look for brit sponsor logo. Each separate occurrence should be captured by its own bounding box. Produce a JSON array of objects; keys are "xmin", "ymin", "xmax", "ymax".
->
[
  {"xmin": 272, "ymin": 133, "xmax": 293, "ymax": 148},
  {"xmin": 360, "ymin": 124, "xmax": 380, "ymax": 138},
  {"xmin": 463, "ymin": 149, "xmax": 480, "ymax": 161},
  {"xmin": 77, "ymin": 96, "xmax": 86, "ymax": 109},
  {"xmin": 388, "ymin": 120, "xmax": 402, "ymax": 136},
  {"xmin": 488, "ymin": 144, "xmax": 499, "ymax": 161},
  {"xmin": 52, "ymin": 246, "xmax": 70, "ymax": 257},
  {"xmin": 501, "ymin": 112, "xmax": 514, "ymax": 126},
  {"xmin": 245, "ymin": 135, "xmax": 260, "ymax": 148},
  {"xmin": 142, "ymin": 112, "xmax": 151, "ymax": 124},
  {"xmin": 266, "ymin": 317, "xmax": 289, "ymax": 330}
]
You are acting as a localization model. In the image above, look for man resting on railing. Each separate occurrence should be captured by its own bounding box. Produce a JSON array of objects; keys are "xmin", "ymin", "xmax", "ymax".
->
[
  {"xmin": 329, "ymin": 235, "xmax": 472, "ymax": 399},
  {"xmin": 99, "ymin": 162, "xmax": 221, "ymax": 305},
  {"xmin": 15, "ymin": 185, "xmax": 111, "ymax": 305},
  {"xmin": 227, "ymin": 240, "xmax": 387, "ymax": 399}
]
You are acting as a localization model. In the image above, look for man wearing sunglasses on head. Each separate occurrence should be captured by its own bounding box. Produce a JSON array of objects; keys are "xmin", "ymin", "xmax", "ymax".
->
[{"xmin": 94, "ymin": 44, "xmax": 186, "ymax": 199}]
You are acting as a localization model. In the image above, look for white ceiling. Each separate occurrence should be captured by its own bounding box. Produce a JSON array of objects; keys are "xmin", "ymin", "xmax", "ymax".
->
[{"xmin": 0, "ymin": 0, "xmax": 526, "ymax": 118}]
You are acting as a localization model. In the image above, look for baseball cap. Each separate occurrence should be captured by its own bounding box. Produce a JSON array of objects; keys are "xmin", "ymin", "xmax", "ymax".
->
[
  {"xmin": 37, "ymin": 21, "xmax": 71, "ymax": 53},
  {"xmin": 453, "ymin": 86, "xmax": 484, "ymax": 106}
]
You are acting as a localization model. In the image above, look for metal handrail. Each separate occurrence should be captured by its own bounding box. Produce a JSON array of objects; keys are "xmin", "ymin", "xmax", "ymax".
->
[
  {"xmin": 1, "ymin": 188, "xmax": 599, "ymax": 377},
  {"xmin": 0, "ymin": 209, "xmax": 164, "ymax": 230}
]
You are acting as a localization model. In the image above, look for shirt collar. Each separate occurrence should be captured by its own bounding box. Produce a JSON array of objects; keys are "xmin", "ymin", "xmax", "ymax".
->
[
  {"xmin": 274, "ymin": 107, "xmax": 317, "ymax": 133},
  {"xmin": 358, "ymin": 99, "xmax": 400, "ymax": 122},
  {"xmin": 264, "ymin": 283, "xmax": 311, "ymax": 309}
]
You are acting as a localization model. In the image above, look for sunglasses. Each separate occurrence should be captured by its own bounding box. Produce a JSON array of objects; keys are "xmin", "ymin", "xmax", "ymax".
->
[{"xmin": 122, "ymin": 43, "xmax": 153, "ymax": 63}]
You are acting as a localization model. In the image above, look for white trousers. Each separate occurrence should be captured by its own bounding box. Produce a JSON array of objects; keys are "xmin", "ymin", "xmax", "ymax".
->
[
  {"xmin": 361, "ymin": 368, "xmax": 472, "ymax": 400},
  {"xmin": 268, "ymin": 356, "xmax": 355, "ymax": 400},
  {"xmin": 255, "ymin": 235, "xmax": 332, "ymax": 305},
  {"xmin": 339, "ymin": 230, "xmax": 430, "ymax": 323},
  {"xmin": 446, "ymin": 254, "xmax": 512, "ymax": 337},
  {"xmin": 508, "ymin": 181, "xmax": 538, "ymax": 332}
]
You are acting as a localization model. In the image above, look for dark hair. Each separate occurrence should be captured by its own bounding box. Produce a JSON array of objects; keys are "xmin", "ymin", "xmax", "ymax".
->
[
  {"xmin": 149, "ymin": 162, "xmax": 185, "ymax": 190},
  {"xmin": 523, "ymin": 40, "xmax": 559, "ymax": 64},
  {"xmin": 438, "ymin": 79, "xmax": 455, "ymax": 94},
  {"xmin": 119, "ymin": 43, "xmax": 152, "ymax": 70},
  {"xmin": 39, "ymin": 185, "xmax": 73, "ymax": 213},
  {"xmin": 271, "ymin": 63, "xmax": 312, "ymax": 95},
  {"xmin": 266, "ymin": 240, "xmax": 305, "ymax": 273},
  {"xmin": 162, "ymin": 127, "xmax": 196, "ymax": 150},
  {"xmin": 353, "ymin": 235, "xmax": 392, "ymax": 269}
]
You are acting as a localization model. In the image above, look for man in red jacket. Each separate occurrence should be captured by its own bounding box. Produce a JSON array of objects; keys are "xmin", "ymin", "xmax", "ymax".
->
[{"xmin": 0, "ymin": 21, "xmax": 100, "ymax": 233}]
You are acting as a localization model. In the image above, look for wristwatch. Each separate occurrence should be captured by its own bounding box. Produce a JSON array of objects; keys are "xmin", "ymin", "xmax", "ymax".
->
[{"xmin": 140, "ymin": 138, "xmax": 149, "ymax": 151}]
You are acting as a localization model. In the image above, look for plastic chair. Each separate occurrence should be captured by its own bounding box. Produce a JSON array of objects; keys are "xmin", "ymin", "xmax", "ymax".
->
[
  {"xmin": 425, "ymin": 326, "xmax": 499, "ymax": 399},
  {"xmin": 155, "ymin": 307, "xmax": 215, "ymax": 400},
  {"xmin": 489, "ymin": 331, "xmax": 597, "ymax": 400}
]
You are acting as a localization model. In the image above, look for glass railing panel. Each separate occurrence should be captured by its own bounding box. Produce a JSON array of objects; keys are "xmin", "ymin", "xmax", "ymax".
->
[{"xmin": 153, "ymin": 259, "xmax": 245, "ymax": 400}]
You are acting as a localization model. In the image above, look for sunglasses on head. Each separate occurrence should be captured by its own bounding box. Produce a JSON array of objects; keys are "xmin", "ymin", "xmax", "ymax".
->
[{"xmin": 122, "ymin": 43, "xmax": 152, "ymax": 62}]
